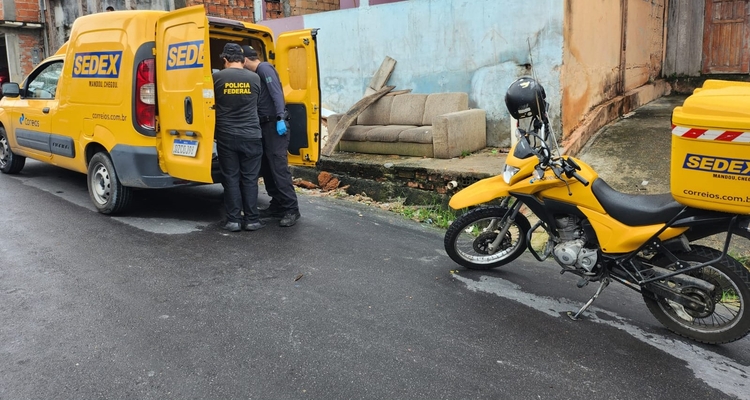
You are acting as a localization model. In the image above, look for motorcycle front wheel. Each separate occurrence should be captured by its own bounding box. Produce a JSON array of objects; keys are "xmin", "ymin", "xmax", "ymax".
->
[
  {"xmin": 643, "ymin": 245, "xmax": 750, "ymax": 344},
  {"xmin": 444, "ymin": 205, "xmax": 530, "ymax": 270}
]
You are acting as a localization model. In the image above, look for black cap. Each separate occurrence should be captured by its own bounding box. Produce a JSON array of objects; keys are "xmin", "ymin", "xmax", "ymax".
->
[
  {"xmin": 221, "ymin": 43, "xmax": 243, "ymax": 58},
  {"xmin": 241, "ymin": 45, "xmax": 258, "ymax": 58}
]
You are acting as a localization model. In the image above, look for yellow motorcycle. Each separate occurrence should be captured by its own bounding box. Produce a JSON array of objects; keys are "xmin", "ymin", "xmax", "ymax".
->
[{"xmin": 444, "ymin": 77, "xmax": 750, "ymax": 344}]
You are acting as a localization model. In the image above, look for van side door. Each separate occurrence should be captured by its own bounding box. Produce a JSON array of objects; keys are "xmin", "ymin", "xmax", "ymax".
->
[
  {"xmin": 155, "ymin": 5, "xmax": 215, "ymax": 183},
  {"xmin": 6, "ymin": 60, "xmax": 64, "ymax": 161},
  {"xmin": 276, "ymin": 29, "xmax": 321, "ymax": 167}
]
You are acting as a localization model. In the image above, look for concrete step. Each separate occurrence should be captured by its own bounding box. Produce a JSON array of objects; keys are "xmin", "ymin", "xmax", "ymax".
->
[{"xmin": 290, "ymin": 148, "xmax": 508, "ymax": 206}]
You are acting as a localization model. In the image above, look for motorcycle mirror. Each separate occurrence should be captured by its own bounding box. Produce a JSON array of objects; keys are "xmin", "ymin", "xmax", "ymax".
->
[{"xmin": 567, "ymin": 158, "xmax": 581, "ymax": 171}]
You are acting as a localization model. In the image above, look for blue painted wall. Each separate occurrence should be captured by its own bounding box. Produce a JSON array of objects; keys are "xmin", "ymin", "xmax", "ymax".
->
[{"xmin": 292, "ymin": 0, "xmax": 564, "ymax": 146}]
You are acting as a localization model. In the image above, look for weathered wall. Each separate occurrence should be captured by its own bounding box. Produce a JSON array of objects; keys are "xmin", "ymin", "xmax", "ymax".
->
[
  {"xmin": 562, "ymin": 0, "xmax": 622, "ymax": 137},
  {"xmin": 4, "ymin": 0, "xmax": 41, "ymax": 21},
  {"xmin": 43, "ymin": 0, "xmax": 339, "ymax": 53},
  {"xmin": 664, "ymin": 0, "xmax": 704, "ymax": 76},
  {"xmin": 623, "ymin": 0, "xmax": 666, "ymax": 91},
  {"xmin": 185, "ymin": 0, "xmax": 253, "ymax": 20},
  {"xmin": 3, "ymin": 30, "xmax": 44, "ymax": 81},
  {"xmin": 268, "ymin": 0, "xmax": 565, "ymax": 147},
  {"xmin": 26, "ymin": 0, "xmax": 667, "ymax": 149},
  {"xmin": 264, "ymin": 0, "xmax": 339, "ymax": 19},
  {"xmin": 561, "ymin": 0, "xmax": 666, "ymax": 139},
  {"xmin": 2, "ymin": 0, "xmax": 45, "ymax": 82}
]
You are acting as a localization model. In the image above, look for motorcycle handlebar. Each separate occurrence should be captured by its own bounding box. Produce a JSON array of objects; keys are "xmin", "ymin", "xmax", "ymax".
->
[{"xmin": 571, "ymin": 171, "xmax": 589, "ymax": 186}]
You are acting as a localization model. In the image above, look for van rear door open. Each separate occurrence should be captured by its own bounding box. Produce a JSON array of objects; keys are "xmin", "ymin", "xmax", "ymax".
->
[
  {"xmin": 155, "ymin": 5, "xmax": 215, "ymax": 183},
  {"xmin": 276, "ymin": 29, "xmax": 321, "ymax": 167}
]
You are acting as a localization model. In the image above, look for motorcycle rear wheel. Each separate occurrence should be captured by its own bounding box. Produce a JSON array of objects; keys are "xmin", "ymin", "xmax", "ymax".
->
[
  {"xmin": 643, "ymin": 245, "xmax": 750, "ymax": 344},
  {"xmin": 444, "ymin": 205, "xmax": 530, "ymax": 270}
]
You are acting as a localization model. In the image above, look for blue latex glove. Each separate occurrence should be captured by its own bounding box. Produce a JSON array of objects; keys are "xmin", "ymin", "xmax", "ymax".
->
[{"xmin": 276, "ymin": 120, "xmax": 287, "ymax": 136}]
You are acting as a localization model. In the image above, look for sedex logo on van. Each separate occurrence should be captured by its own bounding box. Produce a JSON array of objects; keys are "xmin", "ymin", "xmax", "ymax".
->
[
  {"xmin": 72, "ymin": 51, "xmax": 122, "ymax": 78},
  {"xmin": 167, "ymin": 40, "xmax": 204, "ymax": 70}
]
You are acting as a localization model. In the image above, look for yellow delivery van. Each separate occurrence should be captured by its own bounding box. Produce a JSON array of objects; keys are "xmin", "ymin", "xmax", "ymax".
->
[{"xmin": 0, "ymin": 6, "xmax": 320, "ymax": 214}]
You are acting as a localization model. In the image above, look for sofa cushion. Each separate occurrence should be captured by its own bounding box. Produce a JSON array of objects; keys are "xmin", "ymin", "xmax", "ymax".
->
[
  {"xmin": 422, "ymin": 92, "xmax": 468, "ymax": 126},
  {"xmin": 357, "ymin": 96, "xmax": 394, "ymax": 125},
  {"xmin": 399, "ymin": 126, "xmax": 433, "ymax": 144},
  {"xmin": 342, "ymin": 125, "xmax": 379, "ymax": 141},
  {"xmin": 339, "ymin": 140, "xmax": 434, "ymax": 158},
  {"xmin": 366, "ymin": 125, "xmax": 416, "ymax": 142},
  {"xmin": 389, "ymin": 94, "xmax": 428, "ymax": 126}
]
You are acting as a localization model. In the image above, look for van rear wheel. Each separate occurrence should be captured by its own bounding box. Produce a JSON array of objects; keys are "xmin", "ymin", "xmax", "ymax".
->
[
  {"xmin": 0, "ymin": 126, "xmax": 26, "ymax": 174},
  {"xmin": 87, "ymin": 152, "xmax": 132, "ymax": 214}
]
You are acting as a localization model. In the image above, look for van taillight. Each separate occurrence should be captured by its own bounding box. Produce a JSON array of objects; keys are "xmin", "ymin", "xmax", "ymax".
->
[{"xmin": 135, "ymin": 59, "xmax": 155, "ymax": 130}]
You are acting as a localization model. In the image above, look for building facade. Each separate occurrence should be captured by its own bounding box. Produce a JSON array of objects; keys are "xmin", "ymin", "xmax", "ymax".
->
[{"xmin": 9, "ymin": 0, "xmax": 732, "ymax": 154}]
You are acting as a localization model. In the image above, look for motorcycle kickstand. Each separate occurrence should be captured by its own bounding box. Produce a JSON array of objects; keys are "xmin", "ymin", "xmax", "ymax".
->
[{"xmin": 567, "ymin": 278, "xmax": 610, "ymax": 321}]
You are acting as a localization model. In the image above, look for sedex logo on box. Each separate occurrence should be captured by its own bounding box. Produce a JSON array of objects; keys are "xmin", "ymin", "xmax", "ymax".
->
[
  {"xmin": 683, "ymin": 153, "xmax": 750, "ymax": 176},
  {"xmin": 167, "ymin": 40, "xmax": 204, "ymax": 70},
  {"xmin": 73, "ymin": 51, "xmax": 122, "ymax": 78}
]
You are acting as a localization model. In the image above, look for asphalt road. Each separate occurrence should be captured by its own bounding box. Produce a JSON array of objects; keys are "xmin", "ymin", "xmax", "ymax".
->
[{"xmin": 1, "ymin": 160, "xmax": 749, "ymax": 400}]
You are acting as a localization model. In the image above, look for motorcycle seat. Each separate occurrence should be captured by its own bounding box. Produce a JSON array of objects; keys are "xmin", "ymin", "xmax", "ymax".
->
[{"xmin": 591, "ymin": 178, "xmax": 684, "ymax": 226}]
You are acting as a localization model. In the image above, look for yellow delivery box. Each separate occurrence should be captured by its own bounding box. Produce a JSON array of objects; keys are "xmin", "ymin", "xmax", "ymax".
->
[
  {"xmin": 671, "ymin": 80, "xmax": 750, "ymax": 215},
  {"xmin": 692, "ymin": 79, "xmax": 750, "ymax": 93}
]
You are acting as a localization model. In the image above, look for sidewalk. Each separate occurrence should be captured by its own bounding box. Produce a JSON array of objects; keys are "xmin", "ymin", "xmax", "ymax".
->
[
  {"xmin": 291, "ymin": 94, "xmax": 688, "ymax": 203},
  {"xmin": 577, "ymin": 94, "xmax": 688, "ymax": 194}
]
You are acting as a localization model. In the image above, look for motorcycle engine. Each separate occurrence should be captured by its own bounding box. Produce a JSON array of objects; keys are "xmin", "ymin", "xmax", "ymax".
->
[{"xmin": 552, "ymin": 216, "xmax": 598, "ymax": 272}]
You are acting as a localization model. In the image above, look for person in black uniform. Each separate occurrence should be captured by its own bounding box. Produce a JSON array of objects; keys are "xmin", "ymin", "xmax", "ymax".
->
[
  {"xmin": 242, "ymin": 45, "xmax": 301, "ymax": 227},
  {"xmin": 213, "ymin": 43, "xmax": 264, "ymax": 232}
]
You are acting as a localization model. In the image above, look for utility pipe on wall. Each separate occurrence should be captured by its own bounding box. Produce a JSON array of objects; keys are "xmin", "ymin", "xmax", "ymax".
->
[{"xmin": 39, "ymin": 0, "xmax": 50, "ymax": 57}]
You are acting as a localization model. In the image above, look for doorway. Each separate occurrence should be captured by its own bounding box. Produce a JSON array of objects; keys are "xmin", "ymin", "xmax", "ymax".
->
[{"xmin": 702, "ymin": 0, "xmax": 750, "ymax": 73}]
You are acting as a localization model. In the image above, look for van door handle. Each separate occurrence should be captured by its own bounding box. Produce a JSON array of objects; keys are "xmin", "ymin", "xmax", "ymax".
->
[
  {"xmin": 184, "ymin": 97, "xmax": 193, "ymax": 124},
  {"xmin": 43, "ymin": 107, "xmax": 50, "ymax": 113}
]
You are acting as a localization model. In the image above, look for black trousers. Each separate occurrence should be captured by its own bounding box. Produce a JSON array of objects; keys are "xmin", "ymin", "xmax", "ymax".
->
[
  {"xmin": 216, "ymin": 134, "xmax": 263, "ymax": 223},
  {"xmin": 260, "ymin": 120, "xmax": 299, "ymax": 213}
]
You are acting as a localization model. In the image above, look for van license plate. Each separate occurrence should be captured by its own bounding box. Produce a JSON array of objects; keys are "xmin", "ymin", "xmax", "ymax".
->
[{"xmin": 173, "ymin": 139, "xmax": 198, "ymax": 157}]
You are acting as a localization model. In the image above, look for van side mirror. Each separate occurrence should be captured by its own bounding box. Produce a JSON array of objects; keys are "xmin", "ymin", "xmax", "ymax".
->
[{"xmin": 2, "ymin": 82, "xmax": 20, "ymax": 98}]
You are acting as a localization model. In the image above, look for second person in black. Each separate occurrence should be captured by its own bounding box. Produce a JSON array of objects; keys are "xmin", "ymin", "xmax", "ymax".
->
[{"xmin": 242, "ymin": 45, "xmax": 301, "ymax": 227}]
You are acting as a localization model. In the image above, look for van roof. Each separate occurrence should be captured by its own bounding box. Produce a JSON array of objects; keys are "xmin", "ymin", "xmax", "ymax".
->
[{"xmin": 56, "ymin": 9, "xmax": 274, "ymax": 56}]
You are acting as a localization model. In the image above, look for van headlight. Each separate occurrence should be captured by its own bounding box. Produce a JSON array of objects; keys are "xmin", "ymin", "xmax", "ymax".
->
[{"xmin": 502, "ymin": 165, "xmax": 520, "ymax": 184}]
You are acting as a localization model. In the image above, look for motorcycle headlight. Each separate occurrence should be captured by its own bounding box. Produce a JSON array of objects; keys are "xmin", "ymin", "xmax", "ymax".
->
[{"xmin": 502, "ymin": 164, "xmax": 520, "ymax": 184}]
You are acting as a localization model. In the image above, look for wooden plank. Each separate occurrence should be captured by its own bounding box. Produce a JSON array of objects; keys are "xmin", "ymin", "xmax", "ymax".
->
[
  {"xmin": 321, "ymin": 85, "xmax": 395, "ymax": 157},
  {"xmin": 364, "ymin": 56, "xmax": 396, "ymax": 96},
  {"xmin": 384, "ymin": 89, "xmax": 412, "ymax": 96}
]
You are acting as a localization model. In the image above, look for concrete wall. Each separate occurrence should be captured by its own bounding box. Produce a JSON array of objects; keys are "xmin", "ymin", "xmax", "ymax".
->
[
  {"xmin": 623, "ymin": 0, "xmax": 666, "ymax": 91},
  {"xmin": 29, "ymin": 0, "xmax": 668, "ymax": 151},
  {"xmin": 561, "ymin": 0, "xmax": 669, "ymax": 156},
  {"xmin": 2, "ymin": 0, "xmax": 46, "ymax": 81},
  {"xmin": 562, "ymin": 0, "xmax": 622, "ymax": 137},
  {"xmin": 664, "ymin": 0, "xmax": 704, "ymax": 77},
  {"xmin": 264, "ymin": 0, "xmax": 565, "ymax": 147},
  {"xmin": 561, "ymin": 0, "xmax": 667, "ymax": 140}
]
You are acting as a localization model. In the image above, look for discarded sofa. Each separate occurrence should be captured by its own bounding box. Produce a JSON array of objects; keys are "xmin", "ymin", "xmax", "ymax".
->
[{"xmin": 327, "ymin": 92, "xmax": 486, "ymax": 159}]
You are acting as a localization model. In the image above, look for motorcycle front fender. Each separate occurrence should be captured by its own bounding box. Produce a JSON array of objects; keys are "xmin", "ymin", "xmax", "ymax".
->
[{"xmin": 448, "ymin": 175, "xmax": 511, "ymax": 210}]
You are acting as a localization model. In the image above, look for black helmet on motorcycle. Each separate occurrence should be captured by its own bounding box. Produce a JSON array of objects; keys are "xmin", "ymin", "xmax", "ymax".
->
[{"xmin": 505, "ymin": 76, "xmax": 547, "ymax": 120}]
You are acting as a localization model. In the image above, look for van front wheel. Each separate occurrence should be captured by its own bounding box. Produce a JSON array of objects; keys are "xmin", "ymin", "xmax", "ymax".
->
[
  {"xmin": 0, "ymin": 127, "xmax": 25, "ymax": 174},
  {"xmin": 87, "ymin": 152, "xmax": 132, "ymax": 214}
]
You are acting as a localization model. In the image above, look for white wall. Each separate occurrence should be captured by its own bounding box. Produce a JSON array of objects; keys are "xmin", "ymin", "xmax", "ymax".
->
[{"xmin": 298, "ymin": 0, "xmax": 564, "ymax": 146}]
